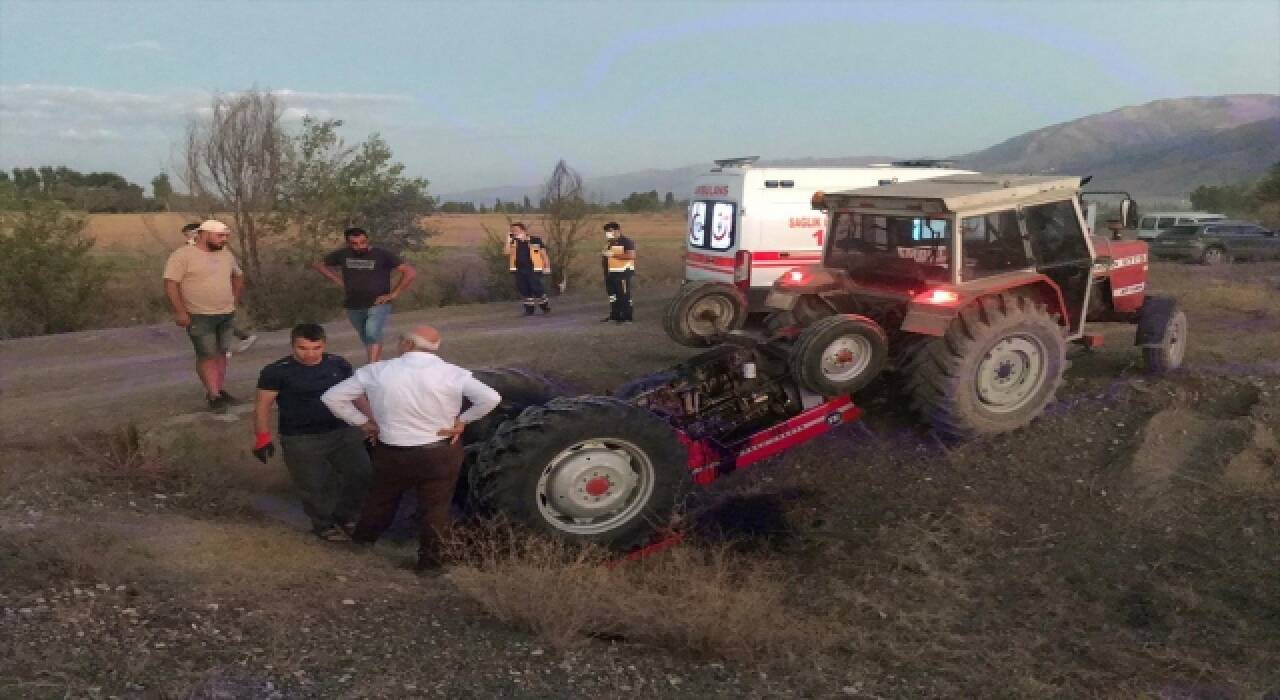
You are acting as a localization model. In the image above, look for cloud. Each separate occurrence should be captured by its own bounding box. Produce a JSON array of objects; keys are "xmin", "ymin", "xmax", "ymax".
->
[{"xmin": 106, "ymin": 39, "xmax": 166, "ymax": 54}]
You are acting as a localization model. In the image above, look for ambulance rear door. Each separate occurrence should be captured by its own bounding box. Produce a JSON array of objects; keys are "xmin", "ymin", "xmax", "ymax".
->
[{"xmin": 685, "ymin": 175, "xmax": 743, "ymax": 285}]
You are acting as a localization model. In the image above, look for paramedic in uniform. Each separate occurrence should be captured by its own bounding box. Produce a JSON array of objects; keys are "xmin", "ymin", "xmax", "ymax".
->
[
  {"xmin": 504, "ymin": 222, "xmax": 552, "ymax": 316},
  {"xmin": 600, "ymin": 221, "xmax": 637, "ymax": 323}
]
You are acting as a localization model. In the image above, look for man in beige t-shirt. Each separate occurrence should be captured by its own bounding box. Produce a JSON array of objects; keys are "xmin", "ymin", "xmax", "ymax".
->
[{"xmin": 162, "ymin": 219, "xmax": 245, "ymax": 413}]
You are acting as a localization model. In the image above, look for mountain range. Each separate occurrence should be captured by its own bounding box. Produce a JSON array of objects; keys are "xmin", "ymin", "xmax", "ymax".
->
[{"xmin": 442, "ymin": 94, "xmax": 1280, "ymax": 205}]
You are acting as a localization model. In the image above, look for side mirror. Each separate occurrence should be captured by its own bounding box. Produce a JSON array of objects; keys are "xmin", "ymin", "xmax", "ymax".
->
[{"xmin": 1119, "ymin": 198, "xmax": 1136, "ymax": 229}]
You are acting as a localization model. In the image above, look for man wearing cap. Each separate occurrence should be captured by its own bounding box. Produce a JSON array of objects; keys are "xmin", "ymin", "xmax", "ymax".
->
[
  {"xmin": 163, "ymin": 219, "xmax": 245, "ymax": 413},
  {"xmin": 321, "ymin": 325, "xmax": 501, "ymax": 572},
  {"xmin": 181, "ymin": 222, "xmax": 257, "ymax": 355},
  {"xmin": 312, "ymin": 227, "xmax": 417, "ymax": 364},
  {"xmin": 600, "ymin": 221, "xmax": 637, "ymax": 323}
]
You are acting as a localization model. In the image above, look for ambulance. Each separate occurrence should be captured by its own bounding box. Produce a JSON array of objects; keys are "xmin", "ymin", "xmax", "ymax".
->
[{"xmin": 665, "ymin": 157, "xmax": 972, "ymax": 346}]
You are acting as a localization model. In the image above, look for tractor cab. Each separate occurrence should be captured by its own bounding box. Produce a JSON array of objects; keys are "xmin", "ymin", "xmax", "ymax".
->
[{"xmin": 770, "ymin": 174, "xmax": 1129, "ymax": 339}]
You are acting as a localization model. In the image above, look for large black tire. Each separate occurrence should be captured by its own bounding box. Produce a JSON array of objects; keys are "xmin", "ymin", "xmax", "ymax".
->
[
  {"xmin": 904, "ymin": 293, "xmax": 1066, "ymax": 441},
  {"xmin": 457, "ymin": 368, "xmax": 564, "ymax": 512},
  {"xmin": 1143, "ymin": 309, "xmax": 1188, "ymax": 375},
  {"xmin": 472, "ymin": 396, "xmax": 691, "ymax": 549},
  {"xmin": 663, "ymin": 281, "xmax": 747, "ymax": 347},
  {"xmin": 789, "ymin": 315, "xmax": 888, "ymax": 395}
]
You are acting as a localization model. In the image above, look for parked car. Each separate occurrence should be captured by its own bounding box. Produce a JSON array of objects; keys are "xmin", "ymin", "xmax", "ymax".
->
[
  {"xmin": 1151, "ymin": 220, "xmax": 1280, "ymax": 264},
  {"xmin": 1135, "ymin": 211, "xmax": 1226, "ymax": 241}
]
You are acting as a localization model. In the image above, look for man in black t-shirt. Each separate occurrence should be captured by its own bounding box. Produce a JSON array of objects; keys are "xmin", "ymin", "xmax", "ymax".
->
[
  {"xmin": 252, "ymin": 323, "xmax": 372, "ymax": 541},
  {"xmin": 312, "ymin": 227, "xmax": 417, "ymax": 363}
]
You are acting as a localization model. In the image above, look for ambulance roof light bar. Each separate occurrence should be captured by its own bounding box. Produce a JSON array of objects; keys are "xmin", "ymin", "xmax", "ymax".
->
[{"xmin": 711, "ymin": 156, "xmax": 760, "ymax": 171}]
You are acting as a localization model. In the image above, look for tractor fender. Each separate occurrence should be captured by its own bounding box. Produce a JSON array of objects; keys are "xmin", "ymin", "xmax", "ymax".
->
[
  {"xmin": 1134, "ymin": 295, "xmax": 1179, "ymax": 347},
  {"xmin": 901, "ymin": 274, "xmax": 1069, "ymax": 337}
]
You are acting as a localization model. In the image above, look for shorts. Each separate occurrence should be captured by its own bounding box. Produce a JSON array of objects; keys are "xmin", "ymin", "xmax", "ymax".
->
[
  {"xmin": 346, "ymin": 303, "xmax": 392, "ymax": 346},
  {"xmin": 187, "ymin": 313, "xmax": 235, "ymax": 359}
]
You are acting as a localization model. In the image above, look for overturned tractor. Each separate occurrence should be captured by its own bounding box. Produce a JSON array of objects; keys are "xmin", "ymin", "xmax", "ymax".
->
[{"xmin": 462, "ymin": 339, "xmax": 860, "ymax": 549}]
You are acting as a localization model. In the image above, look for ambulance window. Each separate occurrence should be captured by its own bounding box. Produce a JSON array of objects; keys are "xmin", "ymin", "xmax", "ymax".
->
[
  {"xmin": 709, "ymin": 202, "xmax": 736, "ymax": 250},
  {"xmin": 688, "ymin": 202, "xmax": 707, "ymax": 247}
]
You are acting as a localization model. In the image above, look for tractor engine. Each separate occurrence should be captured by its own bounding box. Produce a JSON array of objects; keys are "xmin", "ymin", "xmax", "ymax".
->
[{"xmin": 625, "ymin": 342, "xmax": 802, "ymax": 443}]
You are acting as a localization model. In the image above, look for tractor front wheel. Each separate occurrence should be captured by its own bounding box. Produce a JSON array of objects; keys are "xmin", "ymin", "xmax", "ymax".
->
[
  {"xmin": 472, "ymin": 397, "xmax": 691, "ymax": 549},
  {"xmin": 905, "ymin": 293, "xmax": 1066, "ymax": 441},
  {"xmin": 790, "ymin": 315, "xmax": 888, "ymax": 395}
]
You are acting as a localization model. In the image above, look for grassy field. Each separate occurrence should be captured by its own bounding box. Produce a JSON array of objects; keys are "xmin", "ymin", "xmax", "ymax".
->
[{"xmin": 3, "ymin": 216, "xmax": 1279, "ymax": 696}]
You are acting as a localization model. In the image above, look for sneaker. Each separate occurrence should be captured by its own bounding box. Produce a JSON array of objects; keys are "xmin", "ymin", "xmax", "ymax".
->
[
  {"xmin": 315, "ymin": 525, "xmax": 351, "ymax": 543},
  {"xmin": 232, "ymin": 334, "xmax": 258, "ymax": 354},
  {"xmin": 207, "ymin": 394, "xmax": 229, "ymax": 414},
  {"xmin": 218, "ymin": 390, "xmax": 244, "ymax": 405}
]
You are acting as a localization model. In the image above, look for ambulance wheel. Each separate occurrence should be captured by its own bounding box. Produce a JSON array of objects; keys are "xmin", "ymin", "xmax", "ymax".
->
[
  {"xmin": 790, "ymin": 315, "xmax": 888, "ymax": 395},
  {"xmin": 663, "ymin": 281, "xmax": 747, "ymax": 347},
  {"xmin": 1143, "ymin": 309, "xmax": 1187, "ymax": 375},
  {"xmin": 905, "ymin": 293, "xmax": 1066, "ymax": 441},
  {"xmin": 456, "ymin": 368, "xmax": 564, "ymax": 512},
  {"xmin": 472, "ymin": 397, "xmax": 691, "ymax": 549}
]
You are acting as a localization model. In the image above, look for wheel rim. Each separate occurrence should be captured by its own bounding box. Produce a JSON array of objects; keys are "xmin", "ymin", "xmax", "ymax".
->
[
  {"xmin": 975, "ymin": 334, "xmax": 1048, "ymax": 413},
  {"xmin": 535, "ymin": 438, "xmax": 655, "ymax": 536},
  {"xmin": 1165, "ymin": 313, "xmax": 1187, "ymax": 367},
  {"xmin": 820, "ymin": 334, "xmax": 874, "ymax": 383},
  {"xmin": 687, "ymin": 294, "xmax": 735, "ymax": 336}
]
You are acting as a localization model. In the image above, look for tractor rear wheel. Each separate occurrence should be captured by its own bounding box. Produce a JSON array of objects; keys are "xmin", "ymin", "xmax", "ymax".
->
[
  {"xmin": 457, "ymin": 368, "xmax": 564, "ymax": 513},
  {"xmin": 905, "ymin": 293, "xmax": 1066, "ymax": 441},
  {"xmin": 663, "ymin": 281, "xmax": 747, "ymax": 347},
  {"xmin": 472, "ymin": 397, "xmax": 691, "ymax": 549},
  {"xmin": 1143, "ymin": 309, "xmax": 1187, "ymax": 374},
  {"xmin": 789, "ymin": 315, "xmax": 888, "ymax": 395}
]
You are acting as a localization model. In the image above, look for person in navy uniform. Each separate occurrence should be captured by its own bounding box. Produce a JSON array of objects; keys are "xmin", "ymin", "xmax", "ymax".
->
[
  {"xmin": 600, "ymin": 221, "xmax": 637, "ymax": 323},
  {"xmin": 504, "ymin": 222, "xmax": 552, "ymax": 316}
]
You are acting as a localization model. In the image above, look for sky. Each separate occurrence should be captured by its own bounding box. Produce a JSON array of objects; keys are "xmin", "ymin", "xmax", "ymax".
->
[{"xmin": 1, "ymin": 0, "xmax": 1277, "ymax": 196}]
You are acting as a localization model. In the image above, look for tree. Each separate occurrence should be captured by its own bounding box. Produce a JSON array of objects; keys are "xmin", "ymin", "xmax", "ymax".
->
[
  {"xmin": 151, "ymin": 173, "xmax": 174, "ymax": 210},
  {"xmin": 523, "ymin": 195, "xmax": 533, "ymax": 213},
  {"xmin": 664, "ymin": 191, "xmax": 675, "ymax": 208},
  {"xmin": 182, "ymin": 89, "xmax": 286, "ymax": 310},
  {"xmin": 0, "ymin": 204, "xmax": 108, "ymax": 337},
  {"xmin": 540, "ymin": 160, "xmax": 595, "ymax": 292}
]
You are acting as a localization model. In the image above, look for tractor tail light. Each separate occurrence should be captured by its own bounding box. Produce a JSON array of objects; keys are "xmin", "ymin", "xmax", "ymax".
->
[
  {"xmin": 779, "ymin": 266, "xmax": 835, "ymax": 289},
  {"xmin": 734, "ymin": 250, "xmax": 752, "ymax": 291},
  {"xmin": 915, "ymin": 288, "xmax": 961, "ymax": 306}
]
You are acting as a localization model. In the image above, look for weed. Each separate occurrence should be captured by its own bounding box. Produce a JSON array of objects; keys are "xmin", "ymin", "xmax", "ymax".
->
[{"xmin": 444, "ymin": 523, "xmax": 836, "ymax": 665}]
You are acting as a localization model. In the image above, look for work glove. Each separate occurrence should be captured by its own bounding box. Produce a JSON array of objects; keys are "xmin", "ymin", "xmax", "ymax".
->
[{"xmin": 253, "ymin": 432, "xmax": 275, "ymax": 464}]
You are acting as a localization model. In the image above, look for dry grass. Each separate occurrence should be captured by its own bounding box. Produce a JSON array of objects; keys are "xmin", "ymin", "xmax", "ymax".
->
[{"xmin": 445, "ymin": 524, "xmax": 836, "ymax": 664}]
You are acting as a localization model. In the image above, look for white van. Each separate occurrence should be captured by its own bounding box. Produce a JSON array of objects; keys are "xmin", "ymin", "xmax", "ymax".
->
[
  {"xmin": 1136, "ymin": 211, "xmax": 1226, "ymax": 241},
  {"xmin": 666, "ymin": 158, "xmax": 971, "ymax": 345}
]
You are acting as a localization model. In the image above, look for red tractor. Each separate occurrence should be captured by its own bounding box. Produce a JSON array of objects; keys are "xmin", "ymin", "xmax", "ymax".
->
[
  {"xmin": 760, "ymin": 173, "xmax": 1187, "ymax": 439},
  {"xmin": 461, "ymin": 341, "xmax": 861, "ymax": 550}
]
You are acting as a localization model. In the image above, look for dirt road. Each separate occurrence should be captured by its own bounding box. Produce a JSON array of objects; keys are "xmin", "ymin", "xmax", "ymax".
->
[{"xmin": 0, "ymin": 289, "xmax": 687, "ymax": 437}]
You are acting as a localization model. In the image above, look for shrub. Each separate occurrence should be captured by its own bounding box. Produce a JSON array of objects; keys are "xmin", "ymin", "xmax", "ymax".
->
[{"xmin": 0, "ymin": 205, "xmax": 110, "ymax": 337}]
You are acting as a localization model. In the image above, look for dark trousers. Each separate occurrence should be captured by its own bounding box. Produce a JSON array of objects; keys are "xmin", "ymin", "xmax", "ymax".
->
[
  {"xmin": 353, "ymin": 441, "xmax": 465, "ymax": 566},
  {"xmin": 513, "ymin": 269, "xmax": 548, "ymax": 309},
  {"xmin": 280, "ymin": 427, "xmax": 372, "ymax": 532},
  {"xmin": 605, "ymin": 270, "xmax": 634, "ymax": 321}
]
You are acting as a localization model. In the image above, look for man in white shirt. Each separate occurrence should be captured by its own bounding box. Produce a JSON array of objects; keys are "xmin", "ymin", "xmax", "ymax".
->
[{"xmin": 321, "ymin": 325, "xmax": 501, "ymax": 571}]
